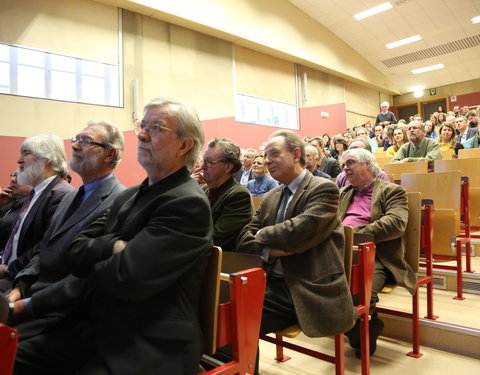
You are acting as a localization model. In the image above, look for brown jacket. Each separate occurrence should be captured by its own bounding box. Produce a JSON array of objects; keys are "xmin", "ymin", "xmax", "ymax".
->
[
  {"xmin": 339, "ymin": 179, "xmax": 416, "ymax": 294},
  {"xmin": 237, "ymin": 171, "xmax": 356, "ymax": 337}
]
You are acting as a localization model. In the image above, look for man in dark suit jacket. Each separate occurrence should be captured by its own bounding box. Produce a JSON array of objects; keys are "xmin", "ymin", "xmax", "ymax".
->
[
  {"xmin": 338, "ymin": 148, "xmax": 416, "ymax": 358},
  {"xmin": 13, "ymin": 98, "xmax": 213, "ymax": 375},
  {"xmin": 8, "ymin": 120, "xmax": 125, "ymax": 342},
  {"xmin": 0, "ymin": 171, "xmax": 33, "ymax": 250},
  {"xmin": 0, "ymin": 135, "xmax": 74, "ymax": 293},
  {"xmin": 308, "ymin": 137, "xmax": 342, "ymax": 178},
  {"xmin": 192, "ymin": 138, "xmax": 253, "ymax": 251},
  {"xmin": 454, "ymin": 115, "xmax": 477, "ymax": 144},
  {"xmin": 237, "ymin": 130, "xmax": 356, "ymax": 354}
]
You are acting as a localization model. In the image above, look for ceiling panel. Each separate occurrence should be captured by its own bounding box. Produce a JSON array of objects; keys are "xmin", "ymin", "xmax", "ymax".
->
[{"xmin": 288, "ymin": 0, "xmax": 480, "ymax": 94}]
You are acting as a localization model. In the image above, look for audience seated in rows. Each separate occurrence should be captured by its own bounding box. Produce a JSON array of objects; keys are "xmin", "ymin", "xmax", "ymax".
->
[{"xmin": 307, "ymin": 137, "xmax": 342, "ymax": 178}]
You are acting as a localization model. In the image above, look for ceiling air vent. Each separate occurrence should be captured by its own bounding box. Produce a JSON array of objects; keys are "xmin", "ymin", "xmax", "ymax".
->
[{"xmin": 382, "ymin": 35, "xmax": 480, "ymax": 68}]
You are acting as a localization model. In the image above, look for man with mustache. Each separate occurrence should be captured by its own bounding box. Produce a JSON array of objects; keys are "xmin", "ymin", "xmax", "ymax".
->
[
  {"xmin": 7, "ymin": 120, "xmax": 124, "ymax": 341},
  {"xmin": 0, "ymin": 171, "xmax": 33, "ymax": 250},
  {"xmin": 0, "ymin": 134, "xmax": 74, "ymax": 292}
]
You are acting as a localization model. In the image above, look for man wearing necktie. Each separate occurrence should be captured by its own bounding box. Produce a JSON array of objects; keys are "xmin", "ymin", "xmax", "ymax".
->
[
  {"xmin": 237, "ymin": 130, "xmax": 356, "ymax": 370},
  {"xmin": 7, "ymin": 120, "xmax": 125, "ymax": 344},
  {"xmin": 0, "ymin": 134, "xmax": 74, "ymax": 292}
]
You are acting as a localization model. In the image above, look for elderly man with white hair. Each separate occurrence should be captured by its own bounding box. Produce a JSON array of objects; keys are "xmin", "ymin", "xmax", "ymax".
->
[
  {"xmin": 375, "ymin": 101, "xmax": 397, "ymax": 126},
  {"xmin": 0, "ymin": 134, "xmax": 74, "ymax": 292},
  {"xmin": 338, "ymin": 148, "xmax": 416, "ymax": 359},
  {"xmin": 391, "ymin": 120, "xmax": 441, "ymax": 168}
]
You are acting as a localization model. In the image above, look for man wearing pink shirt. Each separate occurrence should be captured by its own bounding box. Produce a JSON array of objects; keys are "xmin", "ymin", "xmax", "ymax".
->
[{"xmin": 338, "ymin": 148, "xmax": 416, "ymax": 359}]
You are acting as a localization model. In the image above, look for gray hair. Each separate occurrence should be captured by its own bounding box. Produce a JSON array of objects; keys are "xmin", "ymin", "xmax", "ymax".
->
[
  {"xmin": 305, "ymin": 144, "xmax": 319, "ymax": 159},
  {"xmin": 348, "ymin": 138, "xmax": 372, "ymax": 152},
  {"xmin": 21, "ymin": 134, "xmax": 68, "ymax": 178},
  {"xmin": 207, "ymin": 138, "xmax": 242, "ymax": 174},
  {"xmin": 342, "ymin": 148, "xmax": 380, "ymax": 177},
  {"xmin": 144, "ymin": 97, "xmax": 205, "ymax": 170},
  {"xmin": 269, "ymin": 130, "xmax": 306, "ymax": 167},
  {"xmin": 86, "ymin": 119, "xmax": 124, "ymax": 168},
  {"xmin": 409, "ymin": 120, "xmax": 425, "ymax": 131},
  {"xmin": 380, "ymin": 101, "xmax": 389, "ymax": 107}
]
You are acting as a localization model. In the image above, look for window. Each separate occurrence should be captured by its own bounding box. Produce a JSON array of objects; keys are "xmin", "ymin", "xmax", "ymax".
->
[
  {"xmin": 0, "ymin": 43, "xmax": 120, "ymax": 106},
  {"xmin": 235, "ymin": 94, "xmax": 298, "ymax": 130}
]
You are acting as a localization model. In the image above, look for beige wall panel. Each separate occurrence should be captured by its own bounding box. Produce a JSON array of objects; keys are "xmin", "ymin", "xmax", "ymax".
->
[
  {"xmin": 296, "ymin": 65, "xmax": 345, "ymax": 107},
  {"xmin": 100, "ymin": 0, "xmax": 399, "ymax": 94},
  {"xmin": 141, "ymin": 18, "xmax": 234, "ymax": 119},
  {"xmin": 0, "ymin": 0, "xmax": 118, "ymax": 63},
  {"xmin": 235, "ymin": 46, "xmax": 296, "ymax": 104},
  {"xmin": 394, "ymin": 78, "xmax": 480, "ymax": 106},
  {"xmin": 345, "ymin": 81, "xmax": 379, "ymax": 118},
  {"xmin": 346, "ymin": 112, "xmax": 376, "ymax": 129}
]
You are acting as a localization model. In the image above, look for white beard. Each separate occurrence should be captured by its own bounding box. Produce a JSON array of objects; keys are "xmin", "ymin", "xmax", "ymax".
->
[{"xmin": 17, "ymin": 158, "xmax": 47, "ymax": 186}]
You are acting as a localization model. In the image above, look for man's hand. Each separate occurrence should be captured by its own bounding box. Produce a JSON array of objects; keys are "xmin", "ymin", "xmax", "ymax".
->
[
  {"xmin": 6, "ymin": 287, "xmax": 21, "ymax": 302},
  {"xmin": 400, "ymin": 158, "xmax": 410, "ymax": 163},
  {"xmin": 113, "ymin": 240, "xmax": 128, "ymax": 254},
  {"xmin": 191, "ymin": 167, "xmax": 205, "ymax": 185},
  {"xmin": 0, "ymin": 264, "xmax": 8, "ymax": 279},
  {"xmin": 270, "ymin": 249, "xmax": 294, "ymax": 258},
  {"xmin": 12, "ymin": 300, "xmax": 29, "ymax": 324}
]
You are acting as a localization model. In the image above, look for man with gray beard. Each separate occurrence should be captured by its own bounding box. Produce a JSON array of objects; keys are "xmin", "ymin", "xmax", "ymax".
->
[
  {"xmin": 6, "ymin": 120, "xmax": 125, "ymax": 337},
  {"xmin": 0, "ymin": 134, "xmax": 74, "ymax": 292}
]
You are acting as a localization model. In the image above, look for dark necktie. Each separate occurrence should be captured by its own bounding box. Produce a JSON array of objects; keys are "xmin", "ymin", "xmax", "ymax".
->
[
  {"xmin": 63, "ymin": 186, "xmax": 85, "ymax": 220},
  {"xmin": 2, "ymin": 189, "xmax": 35, "ymax": 265},
  {"xmin": 276, "ymin": 186, "xmax": 292, "ymax": 224}
]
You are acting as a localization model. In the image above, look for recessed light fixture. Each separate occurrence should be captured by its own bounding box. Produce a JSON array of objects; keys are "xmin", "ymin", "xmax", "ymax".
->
[
  {"xmin": 411, "ymin": 64, "xmax": 445, "ymax": 74},
  {"xmin": 386, "ymin": 35, "xmax": 422, "ymax": 49},
  {"xmin": 472, "ymin": 16, "xmax": 480, "ymax": 24},
  {"xmin": 414, "ymin": 90, "xmax": 424, "ymax": 98},
  {"xmin": 353, "ymin": 2, "xmax": 393, "ymax": 21}
]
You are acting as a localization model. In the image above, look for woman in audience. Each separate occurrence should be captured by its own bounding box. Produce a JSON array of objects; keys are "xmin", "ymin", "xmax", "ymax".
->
[
  {"xmin": 246, "ymin": 155, "xmax": 278, "ymax": 197},
  {"xmin": 332, "ymin": 136, "xmax": 349, "ymax": 161},
  {"xmin": 424, "ymin": 120, "xmax": 438, "ymax": 139},
  {"xmin": 437, "ymin": 105, "xmax": 445, "ymax": 113},
  {"xmin": 438, "ymin": 112, "xmax": 447, "ymax": 124},
  {"xmin": 386, "ymin": 125, "xmax": 407, "ymax": 157},
  {"xmin": 322, "ymin": 133, "xmax": 332, "ymax": 154},
  {"xmin": 438, "ymin": 122, "xmax": 464, "ymax": 156}
]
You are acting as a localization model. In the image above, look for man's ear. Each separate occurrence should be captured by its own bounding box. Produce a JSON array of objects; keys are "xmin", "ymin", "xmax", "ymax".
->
[
  {"xmin": 293, "ymin": 147, "xmax": 302, "ymax": 163},
  {"xmin": 104, "ymin": 149, "xmax": 117, "ymax": 164},
  {"xmin": 177, "ymin": 137, "xmax": 194, "ymax": 158},
  {"xmin": 224, "ymin": 162, "xmax": 234, "ymax": 174}
]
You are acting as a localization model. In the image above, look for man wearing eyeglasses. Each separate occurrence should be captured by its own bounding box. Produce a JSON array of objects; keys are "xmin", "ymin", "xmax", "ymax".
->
[
  {"xmin": 0, "ymin": 135, "xmax": 74, "ymax": 293},
  {"xmin": 339, "ymin": 148, "xmax": 415, "ymax": 358},
  {"xmin": 391, "ymin": 120, "xmax": 441, "ymax": 168},
  {"xmin": 14, "ymin": 98, "xmax": 213, "ymax": 375},
  {"xmin": 192, "ymin": 138, "xmax": 253, "ymax": 252},
  {"xmin": 8, "ymin": 120, "xmax": 124, "ymax": 346}
]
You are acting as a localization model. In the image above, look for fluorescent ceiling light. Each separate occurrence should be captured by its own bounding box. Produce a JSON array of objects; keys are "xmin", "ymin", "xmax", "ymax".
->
[
  {"xmin": 354, "ymin": 2, "xmax": 393, "ymax": 20},
  {"xmin": 472, "ymin": 16, "xmax": 480, "ymax": 24},
  {"xmin": 411, "ymin": 64, "xmax": 445, "ymax": 74},
  {"xmin": 386, "ymin": 35, "xmax": 422, "ymax": 49},
  {"xmin": 414, "ymin": 91, "xmax": 424, "ymax": 98}
]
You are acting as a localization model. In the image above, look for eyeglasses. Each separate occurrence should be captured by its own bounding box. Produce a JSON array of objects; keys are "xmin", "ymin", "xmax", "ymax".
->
[
  {"xmin": 202, "ymin": 159, "xmax": 225, "ymax": 168},
  {"xmin": 134, "ymin": 121, "xmax": 175, "ymax": 137},
  {"xmin": 71, "ymin": 137, "xmax": 106, "ymax": 148}
]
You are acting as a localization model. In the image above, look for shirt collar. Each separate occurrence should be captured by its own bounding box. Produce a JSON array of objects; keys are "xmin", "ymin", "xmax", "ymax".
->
[{"xmin": 285, "ymin": 169, "xmax": 306, "ymax": 196}]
